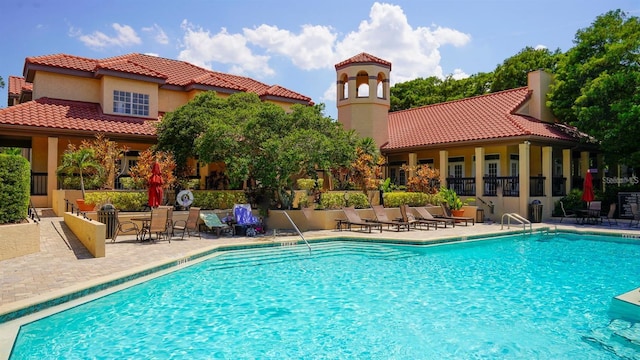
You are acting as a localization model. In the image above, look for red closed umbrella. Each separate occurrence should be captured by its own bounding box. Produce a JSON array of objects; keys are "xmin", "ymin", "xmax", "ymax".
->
[
  {"xmin": 148, "ymin": 162, "xmax": 164, "ymax": 208},
  {"xmin": 582, "ymin": 171, "xmax": 594, "ymax": 206}
]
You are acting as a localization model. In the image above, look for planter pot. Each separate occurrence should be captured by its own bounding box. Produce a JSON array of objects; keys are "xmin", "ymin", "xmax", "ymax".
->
[
  {"xmin": 451, "ymin": 209, "xmax": 465, "ymax": 217},
  {"xmin": 76, "ymin": 199, "xmax": 95, "ymax": 211}
]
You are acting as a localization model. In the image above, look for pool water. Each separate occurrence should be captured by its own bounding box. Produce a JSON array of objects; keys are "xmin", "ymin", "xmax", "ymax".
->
[{"xmin": 10, "ymin": 233, "xmax": 640, "ymax": 359}]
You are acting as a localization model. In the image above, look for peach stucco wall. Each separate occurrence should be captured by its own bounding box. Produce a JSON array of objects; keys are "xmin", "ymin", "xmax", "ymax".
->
[{"xmin": 32, "ymin": 72, "xmax": 101, "ymax": 103}]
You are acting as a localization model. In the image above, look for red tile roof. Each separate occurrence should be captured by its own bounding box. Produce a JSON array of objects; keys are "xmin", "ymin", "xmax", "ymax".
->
[
  {"xmin": 0, "ymin": 98, "xmax": 157, "ymax": 137},
  {"xmin": 384, "ymin": 87, "xmax": 580, "ymax": 150},
  {"xmin": 8, "ymin": 76, "xmax": 32, "ymax": 96},
  {"xmin": 24, "ymin": 53, "xmax": 312, "ymax": 104},
  {"xmin": 335, "ymin": 52, "xmax": 392, "ymax": 71}
]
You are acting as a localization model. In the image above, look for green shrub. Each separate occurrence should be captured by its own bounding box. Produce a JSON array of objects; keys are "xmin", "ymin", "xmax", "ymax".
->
[
  {"xmin": 553, "ymin": 188, "xmax": 583, "ymax": 216},
  {"xmin": 347, "ymin": 192, "xmax": 370, "ymax": 208},
  {"xmin": 85, "ymin": 191, "xmax": 147, "ymax": 211},
  {"xmin": 383, "ymin": 192, "xmax": 431, "ymax": 207},
  {"xmin": 296, "ymin": 178, "xmax": 316, "ymax": 191},
  {"xmin": 0, "ymin": 154, "xmax": 30, "ymax": 223},
  {"xmin": 319, "ymin": 191, "xmax": 370, "ymax": 209},
  {"xmin": 192, "ymin": 191, "xmax": 247, "ymax": 210}
]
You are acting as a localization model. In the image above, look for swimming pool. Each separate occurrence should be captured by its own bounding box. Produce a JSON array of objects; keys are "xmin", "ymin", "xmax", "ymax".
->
[{"xmin": 9, "ymin": 232, "xmax": 640, "ymax": 359}]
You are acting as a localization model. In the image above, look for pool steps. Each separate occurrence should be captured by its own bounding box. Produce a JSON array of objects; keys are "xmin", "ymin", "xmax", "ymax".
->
[{"xmin": 203, "ymin": 242, "xmax": 416, "ymax": 271}]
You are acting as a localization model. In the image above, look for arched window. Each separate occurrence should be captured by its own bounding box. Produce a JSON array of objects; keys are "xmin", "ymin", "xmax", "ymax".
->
[
  {"xmin": 377, "ymin": 72, "xmax": 386, "ymax": 99},
  {"xmin": 341, "ymin": 74, "xmax": 349, "ymax": 99},
  {"xmin": 356, "ymin": 71, "xmax": 369, "ymax": 98}
]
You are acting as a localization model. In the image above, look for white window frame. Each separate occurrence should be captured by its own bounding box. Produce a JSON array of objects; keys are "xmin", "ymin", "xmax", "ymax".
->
[{"xmin": 113, "ymin": 90, "xmax": 149, "ymax": 116}]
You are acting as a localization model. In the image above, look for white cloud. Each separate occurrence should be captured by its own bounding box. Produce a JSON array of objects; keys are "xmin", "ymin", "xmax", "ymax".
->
[
  {"xmin": 142, "ymin": 24, "xmax": 169, "ymax": 45},
  {"xmin": 450, "ymin": 69, "xmax": 469, "ymax": 80},
  {"xmin": 76, "ymin": 23, "xmax": 141, "ymax": 49},
  {"xmin": 321, "ymin": 82, "xmax": 336, "ymax": 103},
  {"xmin": 177, "ymin": 2, "xmax": 471, "ymax": 90},
  {"xmin": 534, "ymin": 44, "xmax": 547, "ymax": 50},
  {"xmin": 178, "ymin": 20, "xmax": 274, "ymax": 76}
]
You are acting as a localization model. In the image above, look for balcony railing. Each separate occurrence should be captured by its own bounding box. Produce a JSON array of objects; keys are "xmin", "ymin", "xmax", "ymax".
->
[
  {"xmin": 529, "ymin": 176, "xmax": 545, "ymax": 197},
  {"xmin": 446, "ymin": 177, "xmax": 475, "ymax": 196},
  {"xmin": 552, "ymin": 176, "xmax": 566, "ymax": 197},
  {"xmin": 31, "ymin": 172, "xmax": 47, "ymax": 195}
]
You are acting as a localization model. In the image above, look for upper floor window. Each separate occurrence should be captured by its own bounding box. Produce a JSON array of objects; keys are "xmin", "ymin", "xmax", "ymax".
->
[{"xmin": 113, "ymin": 90, "xmax": 149, "ymax": 116}]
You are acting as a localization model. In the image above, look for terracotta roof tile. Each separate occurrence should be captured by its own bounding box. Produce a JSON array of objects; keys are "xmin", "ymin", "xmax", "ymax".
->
[
  {"xmin": 335, "ymin": 52, "xmax": 392, "ymax": 70},
  {"xmin": 8, "ymin": 76, "xmax": 32, "ymax": 96},
  {"xmin": 0, "ymin": 98, "xmax": 157, "ymax": 137},
  {"xmin": 384, "ymin": 87, "xmax": 578, "ymax": 150},
  {"xmin": 24, "ymin": 53, "xmax": 313, "ymax": 104}
]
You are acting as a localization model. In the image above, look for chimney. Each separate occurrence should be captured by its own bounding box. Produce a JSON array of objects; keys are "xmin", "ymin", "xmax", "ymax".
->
[{"xmin": 527, "ymin": 70, "xmax": 555, "ymax": 123}]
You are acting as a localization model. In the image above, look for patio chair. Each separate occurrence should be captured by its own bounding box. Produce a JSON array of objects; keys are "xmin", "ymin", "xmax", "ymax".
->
[
  {"xmin": 200, "ymin": 212, "xmax": 232, "ymax": 236},
  {"xmin": 159, "ymin": 205, "xmax": 174, "ymax": 238},
  {"xmin": 111, "ymin": 210, "xmax": 141, "ymax": 242},
  {"xmin": 630, "ymin": 203, "xmax": 640, "ymax": 228},
  {"xmin": 559, "ymin": 201, "xmax": 577, "ymax": 223},
  {"xmin": 413, "ymin": 206, "xmax": 454, "ymax": 228},
  {"xmin": 173, "ymin": 207, "xmax": 201, "ymax": 239},
  {"xmin": 399, "ymin": 204, "xmax": 432, "ymax": 230},
  {"xmin": 600, "ymin": 203, "xmax": 618, "ymax": 227},
  {"xmin": 588, "ymin": 201, "xmax": 602, "ymax": 224},
  {"xmin": 439, "ymin": 203, "xmax": 475, "ymax": 226},
  {"xmin": 140, "ymin": 207, "xmax": 170, "ymax": 243},
  {"xmin": 372, "ymin": 205, "xmax": 411, "ymax": 231},
  {"xmin": 340, "ymin": 207, "xmax": 382, "ymax": 233}
]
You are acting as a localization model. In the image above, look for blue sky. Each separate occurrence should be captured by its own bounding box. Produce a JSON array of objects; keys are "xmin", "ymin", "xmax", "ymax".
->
[{"xmin": 1, "ymin": 0, "xmax": 637, "ymax": 119}]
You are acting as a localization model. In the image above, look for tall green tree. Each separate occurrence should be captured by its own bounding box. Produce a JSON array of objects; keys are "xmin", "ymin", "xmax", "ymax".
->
[
  {"xmin": 56, "ymin": 147, "xmax": 103, "ymax": 198},
  {"xmin": 491, "ymin": 46, "xmax": 561, "ymax": 92},
  {"xmin": 548, "ymin": 10, "xmax": 640, "ymax": 167},
  {"xmin": 157, "ymin": 91, "xmax": 358, "ymax": 209},
  {"xmin": 0, "ymin": 76, "xmax": 5, "ymax": 89}
]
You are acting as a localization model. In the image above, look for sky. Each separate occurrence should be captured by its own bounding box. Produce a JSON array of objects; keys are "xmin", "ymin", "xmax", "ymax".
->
[{"xmin": 1, "ymin": 0, "xmax": 637, "ymax": 119}]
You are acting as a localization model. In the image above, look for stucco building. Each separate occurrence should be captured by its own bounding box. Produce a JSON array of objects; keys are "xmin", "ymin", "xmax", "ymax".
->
[
  {"xmin": 335, "ymin": 53, "xmax": 599, "ymax": 220},
  {"xmin": 1, "ymin": 53, "xmax": 312, "ymax": 208}
]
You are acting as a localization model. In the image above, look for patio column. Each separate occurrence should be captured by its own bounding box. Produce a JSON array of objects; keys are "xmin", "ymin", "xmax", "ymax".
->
[
  {"xmin": 580, "ymin": 151, "xmax": 590, "ymax": 177},
  {"xmin": 408, "ymin": 152, "xmax": 417, "ymax": 179},
  {"xmin": 542, "ymin": 146, "xmax": 553, "ymax": 219},
  {"xmin": 563, "ymin": 149, "xmax": 571, "ymax": 193},
  {"xmin": 519, "ymin": 141, "xmax": 531, "ymax": 217},
  {"xmin": 475, "ymin": 147, "xmax": 484, "ymax": 197},
  {"xmin": 47, "ymin": 136, "xmax": 59, "ymax": 207},
  {"xmin": 439, "ymin": 150, "xmax": 448, "ymax": 188}
]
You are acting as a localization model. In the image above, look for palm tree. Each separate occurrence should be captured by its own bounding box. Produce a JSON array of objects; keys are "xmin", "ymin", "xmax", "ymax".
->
[{"xmin": 56, "ymin": 148, "xmax": 103, "ymax": 198}]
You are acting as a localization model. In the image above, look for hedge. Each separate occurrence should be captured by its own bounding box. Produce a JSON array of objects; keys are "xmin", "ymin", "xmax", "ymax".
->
[
  {"xmin": 320, "ymin": 191, "xmax": 370, "ymax": 209},
  {"xmin": 192, "ymin": 191, "xmax": 247, "ymax": 210},
  {"xmin": 382, "ymin": 192, "xmax": 438, "ymax": 207},
  {"xmin": 85, "ymin": 191, "xmax": 147, "ymax": 211},
  {"xmin": 0, "ymin": 154, "xmax": 31, "ymax": 223}
]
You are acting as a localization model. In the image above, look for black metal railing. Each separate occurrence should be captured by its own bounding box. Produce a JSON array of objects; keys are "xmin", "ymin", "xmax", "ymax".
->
[
  {"xmin": 446, "ymin": 177, "xmax": 475, "ymax": 196},
  {"xmin": 31, "ymin": 172, "xmax": 47, "ymax": 195},
  {"xmin": 483, "ymin": 176, "xmax": 519, "ymax": 197},
  {"xmin": 529, "ymin": 176, "xmax": 545, "ymax": 197},
  {"xmin": 552, "ymin": 176, "xmax": 566, "ymax": 197}
]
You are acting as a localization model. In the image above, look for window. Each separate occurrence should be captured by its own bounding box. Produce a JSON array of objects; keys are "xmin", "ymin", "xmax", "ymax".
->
[{"xmin": 113, "ymin": 90, "xmax": 149, "ymax": 116}]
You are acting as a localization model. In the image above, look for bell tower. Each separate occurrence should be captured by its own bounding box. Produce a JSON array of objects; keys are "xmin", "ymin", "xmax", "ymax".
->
[{"xmin": 335, "ymin": 53, "xmax": 391, "ymax": 148}]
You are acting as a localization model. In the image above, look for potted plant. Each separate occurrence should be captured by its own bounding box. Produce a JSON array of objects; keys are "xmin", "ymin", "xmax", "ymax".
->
[
  {"xmin": 438, "ymin": 187, "xmax": 474, "ymax": 217},
  {"xmin": 56, "ymin": 147, "xmax": 104, "ymax": 211}
]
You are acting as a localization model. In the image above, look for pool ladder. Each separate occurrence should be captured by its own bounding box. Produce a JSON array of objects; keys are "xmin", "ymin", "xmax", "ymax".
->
[
  {"xmin": 501, "ymin": 213, "xmax": 532, "ymax": 233},
  {"xmin": 283, "ymin": 211, "xmax": 311, "ymax": 254}
]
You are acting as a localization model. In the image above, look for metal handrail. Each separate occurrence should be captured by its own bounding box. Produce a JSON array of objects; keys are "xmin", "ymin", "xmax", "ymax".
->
[
  {"xmin": 501, "ymin": 213, "xmax": 532, "ymax": 233},
  {"xmin": 283, "ymin": 211, "xmax": 311, "ymax": 254}
]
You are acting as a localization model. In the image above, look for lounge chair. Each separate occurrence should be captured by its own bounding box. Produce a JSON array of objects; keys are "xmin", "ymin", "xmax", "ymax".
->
[
  {"xmin": 399, "ymin": 204, "xmax": 432, "ymax": 230},
  {"xmin": 371, "ymin": 205, "xmax": 411, "ymax": 231},
  {"xmin": 600, "ymin": 203, "xmax": 618, "ymax": 227},
  {"xmin": 232, "ymin": 204, "xmax": 264, "ymax": 236},
  {"xmin": 200, "ymin": 212, "xmax": 232, "ymax": 236},
  {"xmin": 340, "ymin": 207, "xmax": 382, "ymax": 233},
  {"xmin": 630, "ymin": 203, "xmax": 640, "ymax": 228},
  {"xmin": 439, "ymin": 203, "xmax": 475, "ymax": 226},
  {"xmin": 173, "ymin": 207, "xmax": 201, "ymax": 239},
  {"xmin": 559, "ymin": 201, "xmax": 577, "ymax": 223},
  {"xmin": 413, "ymin": 206, "xmax": 455, "ymax": 228}
]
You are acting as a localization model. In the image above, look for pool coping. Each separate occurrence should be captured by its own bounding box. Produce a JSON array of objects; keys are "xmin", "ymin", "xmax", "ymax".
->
[{"xmin": 1, "ymin": 226, "xmax": 639, "ymax": 359}]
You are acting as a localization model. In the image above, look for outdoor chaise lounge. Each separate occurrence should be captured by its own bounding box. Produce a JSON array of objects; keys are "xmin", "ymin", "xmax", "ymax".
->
[
  {"xmin": 439, "ymin": 203, "xmax": 475, "ymax": 226},
  {"xmin": 413, "ymin": 206, "xmax": 455, "ymax": 228},
  {"xmin": 372, "ymin": 205, "xmax": 411, "ymax": 231},
  {"xmin": 399, "ymin": 204, "xmax": 433, "ymax": 230},
  {"xmin": 340, "ymin": 207, "xmax": 382, "ymax": 233},
  {"xmin": 200, "ymin": 212, "xmax": 232, "ymax": 236},
  {"xmin": 559, "ymin": 201, "xmax": 577, "ymax": 223}
]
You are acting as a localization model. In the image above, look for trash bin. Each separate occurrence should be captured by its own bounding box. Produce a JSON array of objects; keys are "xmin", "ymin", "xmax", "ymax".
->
[
  {"xmin": 476, "ymin": 208, "xmax": 484, "ymax": 223},
  {"xmin": 529, "ymin": 200, "xmax": 543, "ymax": 223},
  {"xmin": 97, "ymin": 204, "xmax": 117, "ymax": 239}
]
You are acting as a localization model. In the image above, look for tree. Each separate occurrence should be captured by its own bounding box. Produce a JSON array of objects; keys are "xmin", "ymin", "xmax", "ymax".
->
[
  {"xmin": 56, "ymin": 146, "xmax": 103, "ymax": 198},
  {"xmin": 158, "ymin": 91, "xmax": 358, "ymax": 209},
  {"xmin": 548, "ymin": 10, "xmax": 640, "ymax": 167},
  {"xmin": 490, "ymin": 46, "xmax": 561, "ymax": 92},
  {"xmin": 127, "ymin": 149, "xmax": 176, "ymax": 191},
  {"xmin": 0, "ymin": 76, "xmax": 4, "ymax": 89},
  {"xmin": 79, "ymin": 134, "xmax": 128, "ymax": 189}
]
